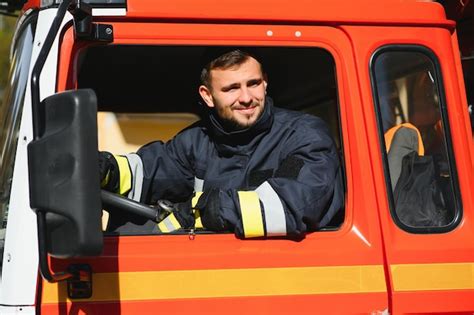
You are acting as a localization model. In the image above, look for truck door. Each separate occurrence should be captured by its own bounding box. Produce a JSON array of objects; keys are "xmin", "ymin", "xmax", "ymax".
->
[
  {"xmin": 40, "ymin": 22, "xmax": 390, "ymax": 314},
  {"xmin": 345, "ymin": 24, "xmax": 474, "ymax": 314}
]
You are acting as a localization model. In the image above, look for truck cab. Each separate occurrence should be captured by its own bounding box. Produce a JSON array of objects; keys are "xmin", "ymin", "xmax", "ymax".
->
[{"xmin": 0, "ymin": 0, "xmax": 473, "ymax": 314}]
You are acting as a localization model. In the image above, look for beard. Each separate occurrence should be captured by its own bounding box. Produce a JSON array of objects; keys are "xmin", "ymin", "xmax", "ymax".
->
[
  {"xmin": 214, "ymin": 98, "xmax": 265, "ymax": 131},
  {"xmin": 220, "ymin": 116, "xmax": 251, "ymax": 131},
  {"xmin": 218, "ymin": 105, "xmax": 264, "ymax": 131}
]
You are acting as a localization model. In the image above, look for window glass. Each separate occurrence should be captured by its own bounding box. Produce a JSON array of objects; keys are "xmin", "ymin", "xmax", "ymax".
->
[
  {"xmin": 0, "ymin": 14, "xmax": 36, "ymax": 269},
  {"xmin": 372, "ymin": 48, "xmax": 460, "ymax": 231},
  {"xmin": 78, "ymin": 46, "xmax": 344, "ymax": 235}
]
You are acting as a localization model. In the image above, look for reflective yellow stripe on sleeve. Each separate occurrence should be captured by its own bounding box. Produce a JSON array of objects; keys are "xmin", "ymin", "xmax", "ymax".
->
[
  {"xmin": 192, "ymin": 192, "xmax": 203, "ymax": 229},
  {"xmin": 114, "ymin": 155, "xmax": 132, "ymax": 195},
  {"xmin": 158, "ymin": 213, "xmax": 181, "ymax": 233},
  {"xmin": 238, "ymin": 191, "xmax": 264, "ymax": 238},
  {"xmin": 159, "ymin": 192, "xmax": 203, "ymax": 233}
]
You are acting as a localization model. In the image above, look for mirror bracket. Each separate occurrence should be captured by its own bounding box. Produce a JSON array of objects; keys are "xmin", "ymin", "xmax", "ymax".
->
[
  {"xmin": 67, "ymin": 264, "xmax": 93, "ymax": 299},
  {"xmin": 37, "ymin": 212, "xmax": 74, "ymax": 283},
  {"xmin": 69, "ymin": 1, "xmax": 113, "ymax": 42},
  {"xmin": 37, "ymin": 219, "xmax": 93, "ymax": 297}
]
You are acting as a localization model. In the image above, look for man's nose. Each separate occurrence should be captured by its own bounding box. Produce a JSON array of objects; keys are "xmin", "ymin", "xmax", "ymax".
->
[{"xmin": 238, "ymin": 87, "xmax": 252, "ymax": 105}]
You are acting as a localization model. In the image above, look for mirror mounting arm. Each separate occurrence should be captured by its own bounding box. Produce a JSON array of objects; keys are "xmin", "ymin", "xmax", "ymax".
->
[
  {"xmin": 30, "ymin": 0, "xmax": 74, "ymax": 283},
  {"xmin": 37, "ymin": 213, "xmax": 73, "ymax": 282},
  {"xmin": 30, "ymin": 0, "xmax": 73, "ymax": 139},
  {"xmin": 30, "ymin": 0, "xmax": 112, "ymax": 138}
]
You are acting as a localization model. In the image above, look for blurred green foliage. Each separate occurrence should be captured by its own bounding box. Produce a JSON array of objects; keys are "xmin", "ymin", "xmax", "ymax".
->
[{"xmin": 0, "ymin": 16, "xmax": 18, "ymax": 95}]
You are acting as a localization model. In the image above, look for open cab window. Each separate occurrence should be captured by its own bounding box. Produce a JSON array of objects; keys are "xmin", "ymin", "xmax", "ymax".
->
[{"xmin": 77, "ymin": 45, "xmax": 344, "ymax": 235}]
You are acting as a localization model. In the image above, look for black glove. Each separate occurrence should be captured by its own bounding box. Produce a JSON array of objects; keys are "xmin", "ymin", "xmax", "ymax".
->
[
  {"xmin": 165, "ymin": 189, "xmax": 230, "ymax": 232},
  {"xmin": 195, "ymin": 188, "xmax": 231, "ymax": 232},
  {"xmin": 158, "ymin": 189, "xmax": 235, "ymax": 232},
  {"xmin": 98, "ymin": 151, "xmax": 120, "ymax": 192}
]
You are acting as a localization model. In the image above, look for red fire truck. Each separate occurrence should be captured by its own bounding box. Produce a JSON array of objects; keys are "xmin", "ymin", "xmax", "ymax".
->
[{"xmin": 0, "ymin": 0, "xmax": 472, "ymax": 314}]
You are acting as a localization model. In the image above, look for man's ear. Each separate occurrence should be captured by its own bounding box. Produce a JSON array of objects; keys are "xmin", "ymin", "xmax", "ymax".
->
[{"xmin": 199, "ymin": 85, "xmax": 214, "ymax": 108}]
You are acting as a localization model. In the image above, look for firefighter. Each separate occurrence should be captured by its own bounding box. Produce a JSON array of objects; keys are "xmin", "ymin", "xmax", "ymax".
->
[{"xmin": 100, "ymin": 48, "xmax": 343, "ymax": 239}]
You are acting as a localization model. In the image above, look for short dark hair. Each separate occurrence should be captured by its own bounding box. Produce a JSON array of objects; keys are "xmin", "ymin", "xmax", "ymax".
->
[{"xmin": 200, "ymin": 48, "xmax": 262, "ymax": 88}]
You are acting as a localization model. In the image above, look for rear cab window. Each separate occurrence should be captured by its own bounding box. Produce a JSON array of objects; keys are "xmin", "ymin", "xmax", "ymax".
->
[{"xmin": 371, "ymin": 46, "xmax": 462, "ymax": 232}]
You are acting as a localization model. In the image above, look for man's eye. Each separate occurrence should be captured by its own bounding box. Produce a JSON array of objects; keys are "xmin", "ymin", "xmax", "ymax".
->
[
  {"xmin": 249, "ymin": 80, "xmax": 262, "ymax": 87},
  {"xmin": 222, "ymin": 85, "xmax": 239, "ymax": 92}
]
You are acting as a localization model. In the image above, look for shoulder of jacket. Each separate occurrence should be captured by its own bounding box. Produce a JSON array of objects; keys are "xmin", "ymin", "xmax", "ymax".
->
[
  {"xmin": 174, "ymin": 119, "xmax": 208, "ymax": 139},
  {"xmin": 274, "ymin": 107, "xmax": 328, "ymax": 132},
  {"xmin": 171, "ymin": 119, "xmax": 213, "ymax": 156}
]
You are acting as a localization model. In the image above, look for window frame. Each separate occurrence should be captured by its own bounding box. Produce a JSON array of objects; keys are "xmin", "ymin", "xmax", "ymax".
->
[
  {"xmin": 53, "ymin": 20, "xmax": 374, "ymax": 243},
  {"xmin": 370, "ymin": 44, "xmax": 463, "ymax": 234}
]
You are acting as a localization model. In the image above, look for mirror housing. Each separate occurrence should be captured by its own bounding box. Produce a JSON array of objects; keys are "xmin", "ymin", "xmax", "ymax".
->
[{"xmin": 28, "ymin": 89, "xmax": 103, "ymax": 258}]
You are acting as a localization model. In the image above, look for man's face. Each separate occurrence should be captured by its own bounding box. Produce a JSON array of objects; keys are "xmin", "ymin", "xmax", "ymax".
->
[{"xmin": 199, "ymin": 57, "xmax": 268, "ymax": 130}]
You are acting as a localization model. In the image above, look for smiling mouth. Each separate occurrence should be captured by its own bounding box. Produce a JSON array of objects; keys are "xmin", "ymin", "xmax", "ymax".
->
[{"xmin": 234, "ymin": 105, "xmax": 257, "ymax": 113}]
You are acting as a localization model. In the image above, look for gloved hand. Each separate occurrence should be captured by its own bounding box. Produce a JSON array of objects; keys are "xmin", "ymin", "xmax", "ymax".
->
[
  {"xmin": 166, "ymin": 189, "xmax": 232, "ymax": 232},
  {"xmin": 98, "ymin": 151, "xmax": 120, "ymax": 192},
  {"xmin": 194, "ymin": 188, "xmax": 232, "ymax": 232},
  {"xmin": 169, "ymin": 199, "xmax": 195, "ymax": 229}
]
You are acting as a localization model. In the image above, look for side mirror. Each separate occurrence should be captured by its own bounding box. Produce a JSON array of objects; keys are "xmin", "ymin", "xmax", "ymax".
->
[{"xmin": 28, "ymin": 89, "xmax": 103, "ymax": 258}]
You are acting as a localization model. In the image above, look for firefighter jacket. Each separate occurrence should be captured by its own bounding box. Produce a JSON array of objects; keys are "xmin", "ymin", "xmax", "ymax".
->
[{"xmin": 111, "ymin": 97, "xmax": 343, "ymax": 239}]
